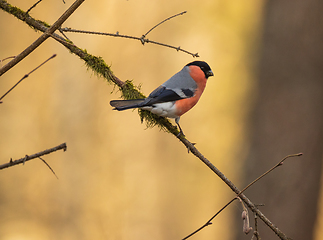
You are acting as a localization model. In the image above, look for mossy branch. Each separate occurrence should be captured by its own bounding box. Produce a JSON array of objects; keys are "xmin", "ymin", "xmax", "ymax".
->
[
  {"xmin": 0, "ymin": 0, "xmax": 85, "ymax": 76},
  {"xmin": 0, "ymin": 0, "xmax": 179, "ymax": 132},
  {"xmin": 0, "ymin": 2, "xmax": 293, "ymax": 239}
]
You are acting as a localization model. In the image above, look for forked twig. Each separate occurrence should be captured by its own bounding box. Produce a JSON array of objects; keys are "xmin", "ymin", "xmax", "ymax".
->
[
  {"xmin": 182, "ymin": 153, "xmax": 303, "ymax": 240},
  {"xmin": 60, "ymin": 11, "xmax": 199, "ymax": 57},
  {"xmin": 0, "ymin": 0, "xmax": 85, "ymax": 77},
  {"xmin": 0, "ymin": 143, "xmax": 67, "ymax": 170},
  {"xmin": 0, "ymin": 54, "xmax": 56, "ymax": 103},
  {"xmin": 0, "ymin": 2, "xmax": 301, "ymax": 239}
]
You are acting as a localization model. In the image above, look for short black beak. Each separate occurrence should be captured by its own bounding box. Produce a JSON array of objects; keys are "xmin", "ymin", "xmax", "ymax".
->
[{"xmin": 207, "ymin": 70, "xmax": 214, "ymax": 77}]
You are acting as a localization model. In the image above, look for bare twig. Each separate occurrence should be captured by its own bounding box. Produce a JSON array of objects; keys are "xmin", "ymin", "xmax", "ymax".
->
[
  {"xmin": 142, "ymin": 11, "xmax": 187, "ymax": 37},
  {"xmin": 60, "ymin": 27, "xmax": 199, "ymax": 57},
  {"xmin": 0, "ymin": 2, "xmax": 301, "ymax": 239},
  {"xmin": 252, "ymin": 207, "xmax": 261, "ymax": 240},
  {"xmin": 0, "ymin": 0, "xmax": 85, "ymax": 77},
  {"xmin": 59, "ymin": 11, "xmax": 199, "ymax": 57},
  {"xmin": 182, "ymin": 152, "xmax": 303, "ymax": 239},
  {"xmin": 0, "ymin": 143, "xmax": 67, "ymax": 170},
  {"xmin": 26, "ymin": 0, "xmax": 42, "ymax": 14},
  {"xmin": 38, "ymin": 157, "xmax": 59, "ymax": 179},
  {"xmin": 239, "ymin": 153, "xmax": 303, "ymax": 194},
  {"xmin": 58, "ymin": 28, "xmax": 71, "ymax": 41},
  {"xmin": 182, "ymin": 198, "xmax": 237, "ymax": 240},
  {"xmin": 0, "ymin": 56, "xmax": 16, "ymax": 68},
  {"xmin": 0, "ymin": 54, "xmax": 56, "ymax": 102}
]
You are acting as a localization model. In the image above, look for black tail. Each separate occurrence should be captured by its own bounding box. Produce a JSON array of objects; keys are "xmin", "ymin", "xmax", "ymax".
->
[{"xmin": 110, "ymin": 99, "xmax": 146, "ymax": 111}]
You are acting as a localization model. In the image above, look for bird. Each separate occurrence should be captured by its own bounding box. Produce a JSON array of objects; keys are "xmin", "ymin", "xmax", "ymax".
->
[{"xmin": 110, "ymin": 61, "xmax": 213, "ymax": 136}]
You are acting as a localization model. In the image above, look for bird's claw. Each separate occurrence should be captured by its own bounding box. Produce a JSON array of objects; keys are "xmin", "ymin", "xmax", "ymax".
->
[{"xmin": 176, "ymin": 130, "xmax": 185, "ymax": 138}]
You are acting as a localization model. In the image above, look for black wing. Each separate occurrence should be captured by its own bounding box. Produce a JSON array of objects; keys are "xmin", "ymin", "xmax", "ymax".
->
[{"xmin": 144, "ymin": 86, "xmax": 194, "ymax": 106}]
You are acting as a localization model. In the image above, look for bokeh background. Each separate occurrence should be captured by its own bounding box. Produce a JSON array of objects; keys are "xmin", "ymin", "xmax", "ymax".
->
[{"xmin": 0, "ymin": 0, "xmax": 322, "ymax": 240}]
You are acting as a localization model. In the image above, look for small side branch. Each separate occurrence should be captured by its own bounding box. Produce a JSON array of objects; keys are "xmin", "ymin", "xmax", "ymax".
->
[
  {"xmin": 38, "ymin": 156, "xmax": 59, "ymax": 179},
  {"xmin": 0, "ymin": 54, "xmax": 56, "ymax": 103},
  {"xmin": 60, "ymin": 27, "xmax": 199, "ymax": 57},
  {"xmin": 0, "ymin": 3, "xmax": 301, "ymax": 239},
  {"xmin": 182, "ymin": 198, "xmax": 237, "ymax": 240},
  {"xmin": 0, "ymin": 143, "xmax": 67, "ymax": 170},
  {"xmin": 238, "ymin": 153, "xmax": 303, "ymax": 194},
  {"xmin": 182, "ymin": 152, "xmax": 303, "ymax": 240},
  {"xmin": 142, "ymin": 11, "xmax": 187, "ymax": 37},
  {"xmin": 26, "ymin": 0, "xmax": 42, "ymax": 14},
  {"xmin": 60, "ymin": 11, "xmax": 199, "ymax": 57}
]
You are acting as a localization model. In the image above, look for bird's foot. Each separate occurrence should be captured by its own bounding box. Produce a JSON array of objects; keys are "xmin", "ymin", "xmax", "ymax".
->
[{"xmin": 176, "ymin": 130, "xmax": 185, "ymax": 138}]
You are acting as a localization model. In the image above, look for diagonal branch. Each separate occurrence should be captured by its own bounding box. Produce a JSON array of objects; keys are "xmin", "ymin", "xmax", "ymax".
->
[
  {"xmin": 182, "ymin": 153, "xmax": 303, "ymax": 239},
  {"xmin": 0, "ymin": 54, "xmax": 56, "ymax": 102},
  {"xmin": 178, "ymin": 138, "xmax": 292, "ymax": 240},
  {"xmin": 0, "ymin": 143, "xmax": 67, "ymax": 170},
  {"xmin": 0, "ymin": 2, "xmax": 297, "ymax": 239},
  {"xmin": 38, "ymin": 156, "xmax": 59, "ymax": 179},
  {"xmin": 26, "ymin": 0, "xmax": 42, "ymax": 14},
  {"xmin": 143, "ymin": 11, "xmax": 187, "ymax": 37},
  {"xmin": 239, "ymin": 153, "xmax": 303, "ymax": 194},
  {"xmin": 0, "ymin": 0, "xmax": 85, "ymax": 76}
]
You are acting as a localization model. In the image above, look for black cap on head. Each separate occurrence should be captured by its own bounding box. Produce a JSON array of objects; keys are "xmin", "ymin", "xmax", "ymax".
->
[{"xmin": 186, "ymin": 61, "xmax": 214, "ymax": 79}]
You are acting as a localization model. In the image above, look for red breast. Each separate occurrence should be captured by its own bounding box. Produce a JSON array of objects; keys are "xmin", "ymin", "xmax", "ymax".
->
[{"xmin": 174, "ymin": 65, "xmax": 207, "ymax": 116}]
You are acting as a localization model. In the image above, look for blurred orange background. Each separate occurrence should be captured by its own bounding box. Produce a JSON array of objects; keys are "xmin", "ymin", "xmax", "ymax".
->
[{"xmin": 1, "ymin": 1, "xmax": 322, "ymax": 240}]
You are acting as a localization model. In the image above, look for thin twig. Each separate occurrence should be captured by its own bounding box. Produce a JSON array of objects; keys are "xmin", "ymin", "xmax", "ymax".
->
[
  {"xmin": 0, "ymin": 3, "xmax": 299, "ymax": 239},
  {"xmin": 39, "ymin": 157, "xmax": 59, "ymax": 179},
  {"xmin": 58, "ymin": 28, "xmax": 71, "ymax": 41},
  {"xmin": 239, "ymin": 153, "xmax": 303, "ymax": 195},
  {"xmin": 60, "ymin": 27, "xmax": 199, "ymax": 57},
  {"xmin": 0, "ymin": 0, "xmax": 85, "ymax": 77},
  {"xmin": 26, "ymin": 0, "xmax": 42, "ymax": 14},
  {"xmin": 182, "ymin": 152, "xmax": 303, "ymax": 239},
  {"xmin": 182, "ymin": 198, "xmax": 237, "ymax": 240},
  {"xmin": 0, "ymin": 54, "xmax": 56, "ymax": 102},
  {"xmin": 252, "ymin": 207, "xmax": 261, "ymax": 240},
  {"xmin": 0, "ymin": 143, "xmax": 67, "ymax": 170},
  {"xmin": 142, "ymin": 11, "xmax": 187, "ymax": 37},
  {"xmin": 0, "ymin": 56, "xmax": 16, "ymax": 68}
]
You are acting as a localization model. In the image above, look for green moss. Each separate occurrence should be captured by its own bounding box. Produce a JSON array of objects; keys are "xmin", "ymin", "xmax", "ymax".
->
[
  {"xmin": 77, "ymin": 50, "xmax": 169, "ymax": 130},
  {"xmin": 5, "ymin": 3, "xmax": 25, "ymax": 17},
  {"xmin": 120, "ymin": 80, "xmax": 145, "ymax": 99},
  {"xmin": 36, "ymin": 19, "xmax": 50, "ymax": 28},
  {"xmin": 1, "ymin": 0, "xmax": 182, "ymax": 137},
  {"xmin": 1, "ymin": 1, "xmax": 50, "ymax": 32},
  {"xmin": 81, "ymin": 50, "xmax": 115, "ymax": 84}
]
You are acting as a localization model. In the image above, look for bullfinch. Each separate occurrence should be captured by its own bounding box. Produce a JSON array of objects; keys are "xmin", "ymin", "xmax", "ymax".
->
[{"xmin": 110, "ymin": 61, "xmax": 213, "ymax": 136}]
